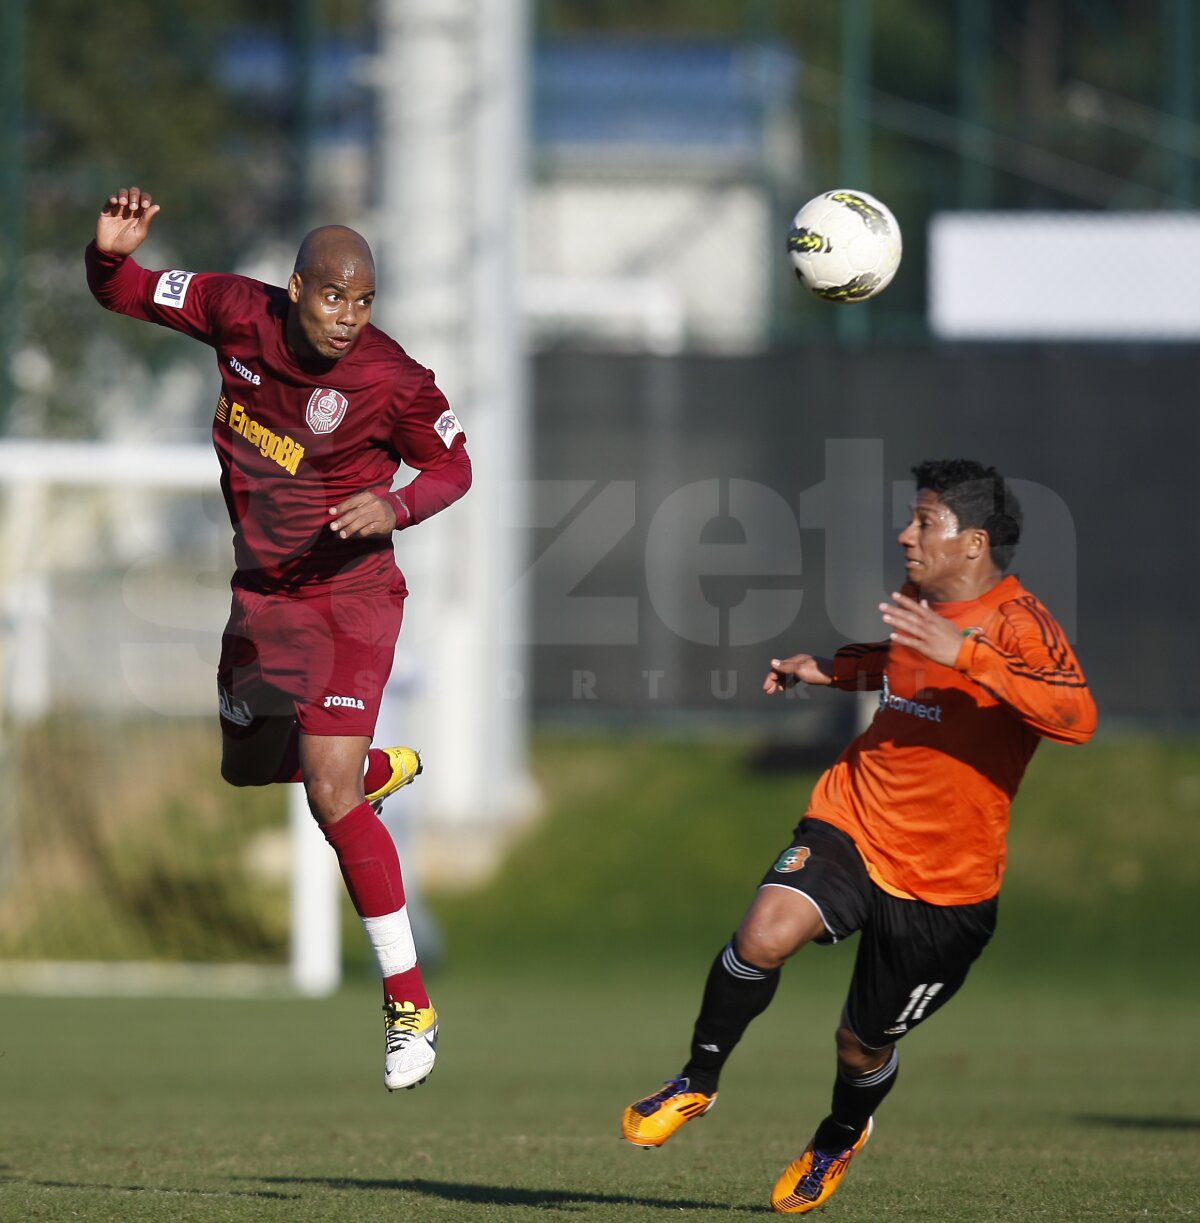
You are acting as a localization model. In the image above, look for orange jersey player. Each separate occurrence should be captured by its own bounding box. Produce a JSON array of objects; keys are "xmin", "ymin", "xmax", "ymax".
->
[
  {"xmin": 814, "ymin": 568, "xmax": 1092, "ymax": 905},
  {"xmin": 620, "ymin": 459, "xmax": 1095, "ymax": 1216}
]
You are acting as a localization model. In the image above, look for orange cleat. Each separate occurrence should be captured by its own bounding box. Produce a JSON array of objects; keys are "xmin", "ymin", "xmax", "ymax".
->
[
  {"xmin": 620, "ymin": 1076, "xmax": 717, "ymax": 1148},
  {"xmin": 771, "ymin": 1117, "xmax": 873, "ymax": 1214}
]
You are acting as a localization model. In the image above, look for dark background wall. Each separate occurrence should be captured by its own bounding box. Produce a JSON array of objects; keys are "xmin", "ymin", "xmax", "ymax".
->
[{"xmin": 528, "ymin": 343, "xmax": 1193, "ymax": 726}]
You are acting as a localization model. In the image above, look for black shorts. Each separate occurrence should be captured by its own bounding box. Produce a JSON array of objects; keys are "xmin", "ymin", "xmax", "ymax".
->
[{"xmin": 758, "ymin": 818, "xmax": 998, "ymax": 1049}]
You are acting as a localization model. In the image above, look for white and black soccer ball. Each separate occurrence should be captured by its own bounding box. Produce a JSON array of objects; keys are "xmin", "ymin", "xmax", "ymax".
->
[{"xmin": 787, "ymin": 189, "xmax": 902, "ymax": 303}]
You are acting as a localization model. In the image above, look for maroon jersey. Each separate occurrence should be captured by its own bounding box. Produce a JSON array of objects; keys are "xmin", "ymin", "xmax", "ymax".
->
[{"xmin": 85, "ymin": 243, "xmax": 471, "ymax": 596}]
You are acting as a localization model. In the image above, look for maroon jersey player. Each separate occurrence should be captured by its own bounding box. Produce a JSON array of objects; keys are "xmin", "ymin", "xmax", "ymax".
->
[{"xmin": 86, "ymin": 186, "xmax": 469, "ymax": 1091}]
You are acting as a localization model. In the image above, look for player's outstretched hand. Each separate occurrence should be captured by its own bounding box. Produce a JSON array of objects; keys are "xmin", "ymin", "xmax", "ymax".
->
[
  {"xmin": 96, "ymin": 187, "xmax": 161, "ymax": 256},
  {"xmin": 329, "ymin": 492, "xmax": 397, "ymax": 540},
  {"xmin": 763, "ymin": 653, "xmax": 833, "ymax": 694},
  {"xmin": 879, "ymin": 590, "xmax": 966, "ymax": 667}
]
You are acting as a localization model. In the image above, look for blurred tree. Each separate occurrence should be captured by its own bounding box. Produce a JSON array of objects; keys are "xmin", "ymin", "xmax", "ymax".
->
[
  {"xmin": 539, "ymin": 0, "xmax": 1191, "ymax": 339},
  {"xmin": 17, "ymin": 0, "xmax": 369, "ymax": 437},
  {"xmin": 20, "ymin": 0, "xmax": 274, "ymax": 435}
]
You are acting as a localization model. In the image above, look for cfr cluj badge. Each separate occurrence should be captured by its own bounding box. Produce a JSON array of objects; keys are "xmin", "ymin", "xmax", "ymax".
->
[{"xmin": 306, "ymin": 387, "xmax": 349, "ymax": 435}]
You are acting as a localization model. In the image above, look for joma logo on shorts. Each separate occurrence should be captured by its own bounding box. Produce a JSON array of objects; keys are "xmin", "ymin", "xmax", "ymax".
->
[{"xmin": 323, "ymin": 695, "xmax": 366, "ymax": 710}]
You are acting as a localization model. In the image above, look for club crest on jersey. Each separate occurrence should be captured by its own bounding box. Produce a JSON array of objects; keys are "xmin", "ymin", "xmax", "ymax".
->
[
  {"xmin": 773, "ymin": 846, "xmax": 811, "ymax": 873},
  {"xmin": 433, "ymin": 409, "xmax": 463, "ymax": 448},
  {"xmin": 306, "ymin": 387, "xmax": 349, "ymax": 435},
  {"xmin": 153, "ymin": 269, "xmax": 195, "ymax": 309}
]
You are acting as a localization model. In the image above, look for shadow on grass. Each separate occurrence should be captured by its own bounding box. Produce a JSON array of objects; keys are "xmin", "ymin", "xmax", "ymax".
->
[
  {"xmin": 3, "ymin": 1177, "xmax": 297, "ymax": 1201},
  {"xmin": 247, "ymin": 1175, "xmax": 771, "ymax": 1212},
  {"xmin": 1076, "ymin": 1114, "xmax": 1200, "ymax": 1132}
]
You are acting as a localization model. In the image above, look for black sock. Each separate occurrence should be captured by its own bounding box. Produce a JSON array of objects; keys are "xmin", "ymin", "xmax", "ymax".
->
[
  {"xmin": 813, "ymin": 1048, "xmax": 900, "ymax": 1152},
  {"xmin": 681, "ymin": 941, "xmax": 780, "ymax": 1094}
]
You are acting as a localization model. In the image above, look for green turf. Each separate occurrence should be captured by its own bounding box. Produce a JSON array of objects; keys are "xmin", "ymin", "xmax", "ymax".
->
[
  {"xmin": 429, "ymin": 731, "xmax": 1200, "ymax": 996},
  {"xmin": 2, "ymin": 731, "xmax": 1198, "ymax": 1220},
  {"xmin": 1, "ymin": 974, "xmax": 1196, "ymax": 1221}
]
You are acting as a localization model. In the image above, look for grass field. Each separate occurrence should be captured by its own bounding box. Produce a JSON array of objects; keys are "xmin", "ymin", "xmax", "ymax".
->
[
  {"xmin": 2, "ymin": 732, "xmax": 1198, "ymax": 1221},
  {"xmin": 2, "ymin": 976, "xmax": 1196, "ymax": 1221}
]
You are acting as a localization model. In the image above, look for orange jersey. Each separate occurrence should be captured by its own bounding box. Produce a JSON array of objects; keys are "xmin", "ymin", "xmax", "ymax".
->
[{"xmin": 807, "ymin": 575, "xmax": 1096, "ymax": 905}]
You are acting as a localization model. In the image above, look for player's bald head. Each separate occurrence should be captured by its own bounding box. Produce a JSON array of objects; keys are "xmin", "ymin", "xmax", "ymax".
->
[
  {"xmin": 285, "ymin": 226, "xmax": 377, "ymax": 362},
  {"xmin": 293, "ymin": 225, "xmax": 375, "ymax": 281}
]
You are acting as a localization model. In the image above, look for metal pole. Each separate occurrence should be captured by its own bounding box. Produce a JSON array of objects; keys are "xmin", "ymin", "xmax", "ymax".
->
[
  {"xmin": 958, "ymin": 0, "xmax": 992, "ymax": 209},
  {"xmin": 0, "ymin": 0, "xmax": 26, "ymax": 433},
  {"xmin": 1165, "ymin": 0, "xmax": 1194, "ymax": 206},
  {"xmin": 471, "ymin": 0, "xmax": 534, "ymax": 822},
  {"xmin": 838, "ymin": 0, "xmax": 871, "ymax": 344},
  {"xmin": 375, "ymin": 0, "xmax": 534, "ymax": 850},
  {"xmin": 289, "ymin": 0, "xmax": 320, "ymax": 234}
]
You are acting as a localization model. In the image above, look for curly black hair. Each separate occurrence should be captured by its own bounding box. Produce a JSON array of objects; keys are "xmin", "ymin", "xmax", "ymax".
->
[{"xmin": 912, "ymin": 459, "xmax": 1022, "ymax": 571}]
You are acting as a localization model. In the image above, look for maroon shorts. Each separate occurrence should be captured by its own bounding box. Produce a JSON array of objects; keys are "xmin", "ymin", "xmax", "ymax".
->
[{"xmin": 217, "ymin": 584, "xmax": 404, "ymax": 739}]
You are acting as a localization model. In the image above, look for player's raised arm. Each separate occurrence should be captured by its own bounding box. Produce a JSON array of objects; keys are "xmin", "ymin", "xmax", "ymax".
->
[
  {"xmin": 95, "ymin": 186, "xmax": 160, "ymax": 257},
  {"xmin": 87, "ymin": 188, "xmax": 223, "ymax": 340}
]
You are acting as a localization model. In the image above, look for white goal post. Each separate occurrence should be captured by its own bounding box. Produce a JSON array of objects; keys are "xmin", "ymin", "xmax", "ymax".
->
[{"xmin": 0, "ymin": 438, "xmax": 339, "ymax": 997}]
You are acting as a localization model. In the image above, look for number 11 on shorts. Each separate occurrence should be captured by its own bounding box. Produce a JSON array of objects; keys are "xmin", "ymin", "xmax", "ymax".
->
[{"xmin": 884, "ymin": 983, "xmax": 944, "ymax": 1035}]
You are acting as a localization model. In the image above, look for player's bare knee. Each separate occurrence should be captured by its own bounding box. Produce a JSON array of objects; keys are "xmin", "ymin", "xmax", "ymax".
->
[
  {"xmin": 302, "ymin": 775, "xmax": 361, "ymax": 825},
  {"xmin": 732, "ymin": 926, "xmax": 790, "ymax": 972},
  {"xmin": 835, "ymin": 1024, "xmax": 892, "ymax": 1076},
  {"xmin": 734, "ymin": 891, "xmax": 823, "ymax": 969},
  {"xmin": 302, "ymin": 777, "xmax": 336, "ymax": 821}
]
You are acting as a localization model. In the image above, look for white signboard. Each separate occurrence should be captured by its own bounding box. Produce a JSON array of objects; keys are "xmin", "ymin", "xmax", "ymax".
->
[{"xmin": 929, "ymin": 211, "xmax": 1200, "ymax": 340}]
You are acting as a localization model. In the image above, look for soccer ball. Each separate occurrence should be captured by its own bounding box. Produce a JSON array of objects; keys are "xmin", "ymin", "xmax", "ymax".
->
[{"xmin": 787, "ymin": 189, "xmax": 902, "ymax": 303}]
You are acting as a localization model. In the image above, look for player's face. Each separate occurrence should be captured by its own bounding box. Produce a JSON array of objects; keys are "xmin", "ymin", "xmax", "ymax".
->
[
  {"xmin": 287, "ymin": 263, "xmax": 375, "ymax": 362},
  {"xmin": 897, "ymin": 490, "xmax": 982, "ymax": 597}
]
